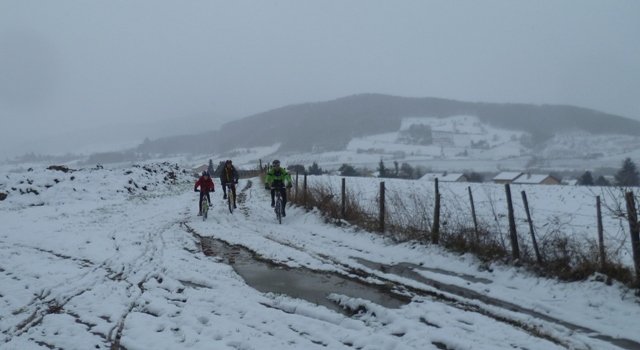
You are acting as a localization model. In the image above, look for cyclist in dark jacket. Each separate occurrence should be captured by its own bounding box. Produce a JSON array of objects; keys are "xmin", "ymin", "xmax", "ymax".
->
[
  {"xmin": 194, "ymin": 171, "xmax": 215, "ymax": 215},
  {"xmin": 264, "ymin": 159, "xmax": 292, "ymax": 216},
  {"xmin": 220, "ymin": 160, "xmax": 239, "ymax": 208}
]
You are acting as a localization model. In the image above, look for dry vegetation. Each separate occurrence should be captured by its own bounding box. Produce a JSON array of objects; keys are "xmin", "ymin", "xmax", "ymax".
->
[{"xmin": 284, "ymin": 177, "xmax": 636, "ymax": 287}]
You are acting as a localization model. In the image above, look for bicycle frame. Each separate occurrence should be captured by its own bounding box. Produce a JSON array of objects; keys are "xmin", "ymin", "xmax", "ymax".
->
[
  {"xmin": 225, "ymin": 182, "xmax": 236, "ymax": 214},
  {"xmin": 272, "ymin": 187, "xmax": 284, "ymax": 224}
]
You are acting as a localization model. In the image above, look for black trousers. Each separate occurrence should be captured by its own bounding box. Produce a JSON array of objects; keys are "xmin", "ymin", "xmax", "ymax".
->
[
  {"xmin": 270, "ymin": 187, "xmax": 287, "ymax": 208},
  {"xmin": 222, "ymin": 182, "xmax": 237, "ymax": 203}
]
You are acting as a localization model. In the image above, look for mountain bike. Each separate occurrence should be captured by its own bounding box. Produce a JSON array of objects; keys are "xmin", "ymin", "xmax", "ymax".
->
[
  {"xmin": 225, "ymin": 182, "xmax": 237, "ymax": 214},
  {"xmin": 272, "ymin": 186, "xmax": 284, "ymax": 224}
]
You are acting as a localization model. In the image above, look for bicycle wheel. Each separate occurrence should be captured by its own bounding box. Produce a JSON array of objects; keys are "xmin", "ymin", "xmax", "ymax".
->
[
  {"xmin": 227, "ymin": 187, "xmax": 234, "ymax": 214},
  {"xmin": 202, "ymin": 200, "xmax": 208, "ymax": 221},
  {"xmin": 275, "ymin": 198, "xmax": 282, "ymax": 224}
]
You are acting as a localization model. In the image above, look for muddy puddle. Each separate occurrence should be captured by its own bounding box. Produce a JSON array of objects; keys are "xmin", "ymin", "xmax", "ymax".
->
[
  {"xmin": 199, "ymin": 237, "xmax": 409, "ymax": 314},
  {"xmin": 182, "ymin": 220, "xmax": 640, "ymax": 349}
]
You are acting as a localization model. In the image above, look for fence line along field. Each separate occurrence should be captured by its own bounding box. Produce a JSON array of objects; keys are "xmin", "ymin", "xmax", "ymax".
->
[{"xmin": 295, "ymin": 174, "xmax": 640, "ymax": 284}]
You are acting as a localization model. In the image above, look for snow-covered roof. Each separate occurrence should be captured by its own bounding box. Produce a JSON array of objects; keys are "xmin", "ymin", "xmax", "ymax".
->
[
  {"xmin": 513, "ymin": 174, "xmax": 557, "ymax": 184},
  {"xmin": 419, "ymin": 173, "xmax": 466, "ymax": 182},
  {"xmin": 440, "ymin": 173, "xmax": 466, "ymax": 182},
  {"xmin": 419, "ymin": 173, "xmax": 440, "ymax": 181},
  {"xmin": 493, "ymin": 172, "xmax": 523, "ymax": 181}
]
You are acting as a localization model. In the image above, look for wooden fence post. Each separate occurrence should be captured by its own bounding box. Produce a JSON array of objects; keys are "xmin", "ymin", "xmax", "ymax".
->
[
  {"xmin": 259, "ymin": 159, "xmax": 263, "ymax": 173},
  {"xmin": 521, "ymin": 190, "xmax": 541, "ymax": 264},
  {"xmin": 624, "ymin": 191, "xmax": 640, "ymax": 285},
  {"xmin": 596, "ymin": 196, "xmax": 606, "ymax": 271},
  {"xmin": 432, "ymin": 178, "xmax": 440, "ymax": 244},
  {"xmin": 468, "ymin": 186, "xmax": 479, "ymax": 243},
  {"xmin": 505, "ymin": 184, "xmax": 520, "ymax": 260},
  {"xmin": 341, "ymin": 178, "xmax": 346, "ymax": 219},
  {"xmin": 295, "ymin": 171, "xmax": 299, "ymax": 201},
  {"xmin": 303, "ymin": 174, "xmax": 308, "ymax": 210},
  {"xmin": 379, "ymin": 181, "xmax": 385, "ymax": 233}
]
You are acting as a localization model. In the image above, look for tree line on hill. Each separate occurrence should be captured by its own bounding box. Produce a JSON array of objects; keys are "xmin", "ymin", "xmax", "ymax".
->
[
  {"xmin": 288, "ymin": 160, "xmax": 427, "ymax": 179},
  {"xmin": 578, "ymin": 158, "xmax": 640, "ymax": 187},
  {"xmin": 288, "ymin": 160, "xmax": 483, "ymax": 182}
]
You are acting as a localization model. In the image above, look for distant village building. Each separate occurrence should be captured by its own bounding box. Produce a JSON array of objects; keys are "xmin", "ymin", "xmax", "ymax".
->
[
  {"xmin": 419, "ymin": 172, "xmax": 468, "ymax": 182},
  {"xmin": 492, "ymin": 172, "xmax": 523, "ymax": 184},
  {"xmin": 513, "ymin": 173, "xmax": 561, "ymax": 185},
  {"xmin": 493, "ymin": 172, "xmax": 561, "ymax": 185},
  {"xmin": 419, "ymin": 173, "xmax": 440, "ymax": 181},
  {"xmin": 440, "ymin": 173, "xmax": 468, "ymax": 182},
  {"xmin": 431, "ymin": 132, "xmax": 455, "ymax": 147}
]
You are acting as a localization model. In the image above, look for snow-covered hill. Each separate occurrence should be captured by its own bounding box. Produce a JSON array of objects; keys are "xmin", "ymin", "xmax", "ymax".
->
[
  {"xmin": 270, "ymin": 115, "xmax": 640, "ymax": 173},
  {"xmin": 129, "ymin": 94, "xmax": 640, "ymax": 172},
  {"xmin": 9, "ymin": 94, "xmax": 640, "ymax": 175}
]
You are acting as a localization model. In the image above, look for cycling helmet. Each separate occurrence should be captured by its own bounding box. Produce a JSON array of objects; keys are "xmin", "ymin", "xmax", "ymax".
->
[{"xmin": 272, "ymin": 159, "xmax": 280, "ymax": 166}]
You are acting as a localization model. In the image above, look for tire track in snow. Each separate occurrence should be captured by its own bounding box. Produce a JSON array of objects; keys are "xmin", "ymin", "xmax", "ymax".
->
[
  {"xmin": 0, "ymin": 241, "xmax": 127, "ymax": 344},
  {"xmin": 1, "ymin": 200, "xmax": 179, "ymax": 349},
  {"xmin": 105, "ymin": 214, "xmax": 177, "ymax": 350}
]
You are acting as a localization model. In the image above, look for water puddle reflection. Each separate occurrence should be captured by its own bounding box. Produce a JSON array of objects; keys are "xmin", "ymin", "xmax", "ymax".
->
[{"xmin": 200, "ymin": 237, "xmax": 409, "ymax": 314}]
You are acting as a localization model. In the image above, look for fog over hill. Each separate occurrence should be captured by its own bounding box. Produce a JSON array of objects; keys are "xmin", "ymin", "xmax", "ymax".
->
[{"xmin": 136, "ymin": 94, "xmax": 640, "ymax": 156}]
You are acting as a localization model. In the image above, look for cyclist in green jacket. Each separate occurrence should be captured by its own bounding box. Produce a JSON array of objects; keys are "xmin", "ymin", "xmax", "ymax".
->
[{"xmin": 264, "ymin": 159, "xmax": 293, "ymax": 216}]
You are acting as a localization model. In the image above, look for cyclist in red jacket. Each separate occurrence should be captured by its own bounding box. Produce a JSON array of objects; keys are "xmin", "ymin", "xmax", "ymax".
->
[{"xmin": 194, "ymin": 171, "xmax": 215, "ymax": 215}]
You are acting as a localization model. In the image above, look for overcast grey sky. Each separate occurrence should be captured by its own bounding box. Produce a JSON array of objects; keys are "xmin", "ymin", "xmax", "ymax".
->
[{"xmin": 1, "ymin": 1, "xmax": 639, "ymax": 159}]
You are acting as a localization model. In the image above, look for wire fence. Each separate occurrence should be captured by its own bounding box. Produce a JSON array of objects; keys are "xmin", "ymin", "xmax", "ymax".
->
[{"xmin": 293, "ymin": 173, "xmax": 640, "ymax": 286}]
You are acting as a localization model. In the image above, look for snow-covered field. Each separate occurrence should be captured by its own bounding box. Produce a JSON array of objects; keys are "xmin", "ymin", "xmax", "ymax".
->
[
  {"xmin": 304, "ymin": 175, "xmax": 639, "ymax": 268},
  {"xmin": 1, "ymin": 161, "xmax": 639, "ymax": 349}
]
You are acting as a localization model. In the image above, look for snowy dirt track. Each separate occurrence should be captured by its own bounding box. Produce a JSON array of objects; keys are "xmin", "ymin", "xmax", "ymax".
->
[{"xmin": 1, "ymin": 162, "xmax": 639, "ymax": 350}]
